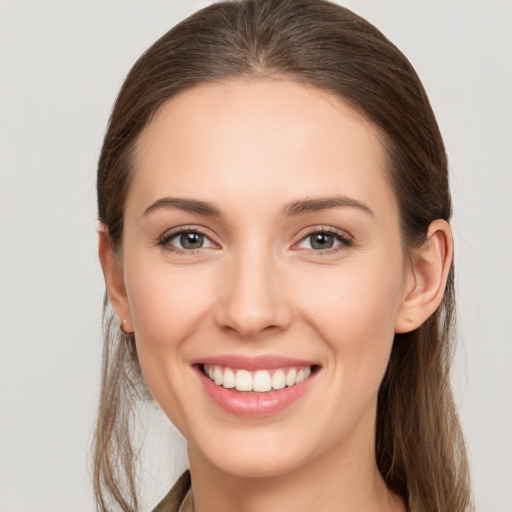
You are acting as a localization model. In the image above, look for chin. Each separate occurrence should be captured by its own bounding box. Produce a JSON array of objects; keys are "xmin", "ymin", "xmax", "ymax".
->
[
  {"xmin": 188, "ymin": 424, "xmax": 315, "ymax": 479},
  {"xmin": 209, "ymin": 451, "xmax": 308, "ymax": 480}
]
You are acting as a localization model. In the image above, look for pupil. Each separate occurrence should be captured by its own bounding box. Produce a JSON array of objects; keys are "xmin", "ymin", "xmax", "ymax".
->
[
  {"xmin": 180, "ymin": 232, "xmax": 203, "ymax": 249},
  {"xmin": 311, "ymin": 233, "xmax": 333, "ymax": 250}
]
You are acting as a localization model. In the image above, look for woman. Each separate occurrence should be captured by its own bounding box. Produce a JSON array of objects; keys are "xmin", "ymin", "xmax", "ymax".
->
[{"xmin": 93, "ymin": 0, "xmax": 471, "ymax": 511}]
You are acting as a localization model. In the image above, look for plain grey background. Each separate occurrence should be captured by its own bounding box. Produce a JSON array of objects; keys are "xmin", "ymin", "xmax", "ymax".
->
[{"xmin": 1, "ymin": 1, "xmax": 511, "ymax": 511}]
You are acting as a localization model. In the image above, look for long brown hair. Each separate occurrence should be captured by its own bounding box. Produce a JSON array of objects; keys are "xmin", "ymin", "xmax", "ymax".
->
[{"xmin": 93, "ymin": 1, "xmax": 471, "ymax": 511}]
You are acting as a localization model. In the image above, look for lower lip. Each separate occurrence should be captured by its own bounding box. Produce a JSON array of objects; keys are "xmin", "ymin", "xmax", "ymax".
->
[{"xmin": 196, "ymin": 366, "xmax": 317, "ymax": 417}]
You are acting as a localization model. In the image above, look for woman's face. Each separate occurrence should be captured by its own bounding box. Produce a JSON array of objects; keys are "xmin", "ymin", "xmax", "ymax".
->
[{"xmin": 117, "ymin": 79, "xmax": 414, "ymax": 478}]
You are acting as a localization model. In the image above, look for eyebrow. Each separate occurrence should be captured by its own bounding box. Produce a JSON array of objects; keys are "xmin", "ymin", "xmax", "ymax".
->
[
  {"xmin": 143, "ymin": 194, "xmax": 373, "ymax": 218},
  {"xmin": 143, "ymin": 197, "xmax": 222, "ymax": 217},
  {"xmin": 281, "ymin": 195, "xmax": 374, "ymax": 217}
]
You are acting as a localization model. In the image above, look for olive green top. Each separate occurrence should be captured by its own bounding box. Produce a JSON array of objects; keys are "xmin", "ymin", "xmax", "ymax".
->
[{"xmin": 152, "ymin": 470, "xmax": 191, "ymax": 512}]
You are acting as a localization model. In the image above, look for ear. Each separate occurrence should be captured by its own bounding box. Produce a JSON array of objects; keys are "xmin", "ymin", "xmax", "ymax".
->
[
  {"xmin": 395, "ymin": 219, "xmax": 453, "ymax": 333},
  {"xmin": 98, "ymin": 224, "xmax": 134, "ymax": 333}
]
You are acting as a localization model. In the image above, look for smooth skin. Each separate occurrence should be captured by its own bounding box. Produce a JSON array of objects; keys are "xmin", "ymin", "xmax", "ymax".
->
[{"xmin": 99, "ymin": 78, "xmax": 452, "ymax": 512}]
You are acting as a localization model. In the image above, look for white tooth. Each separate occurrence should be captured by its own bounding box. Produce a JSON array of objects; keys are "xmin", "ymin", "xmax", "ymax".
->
[
  {"xmin": 223, "ymin": 367, "xmax": 236, "ymax": 388},
  {"xmin": 304, "ymin": 366, "xmax": 312, "ymax": 379},
  {"xmin": 272, "ymin": 369, "xmax": 286, "ymax": 390},
  {"xmin": 235, "ymin": 369, "xmax": 252, "ymax": 391},
  {"xmin": 296, "ymin": 369, "xmax": 305, "ymax": 383},
  {"xmin": 208, "ymin": 365, "xmax": 215, "ymax": 380},
  {"xmin": 253, "ymin": 370, "xmax": 272, "ymax": 392},
  {"xmin": 286, "ymin": 368, "xmax": 297, "ymax": 387},
  {"xmin": 213, "ymin": 366, "xmax": 223, "ymax": 385}
]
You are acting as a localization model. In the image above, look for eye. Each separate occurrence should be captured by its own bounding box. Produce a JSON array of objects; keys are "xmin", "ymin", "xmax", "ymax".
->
[
  {"xmin": 158, "ymin": 228, "xmax": 216, "ymax": 252},
  {"xmin": 296, "ymin": 229, "xmax": 353, "ymax": 252}
]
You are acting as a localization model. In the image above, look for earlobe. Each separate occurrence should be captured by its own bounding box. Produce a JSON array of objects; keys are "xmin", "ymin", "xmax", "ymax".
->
[
  {"xmin": 395, "ymin": 219, "xmax": 453, "ymax": 333},
  {"xmin": 98, "ymin": 225, "xmax": 134, "ymax": 333}
]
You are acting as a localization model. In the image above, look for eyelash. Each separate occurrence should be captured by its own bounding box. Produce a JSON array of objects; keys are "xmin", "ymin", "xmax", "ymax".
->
[
  {"xmin": 157, "ymin": 226, "xmax": 354, "ymax": 255},
  {"xmin": 157, "ymin": 227, "xmax": 214, "ymax": 255},
  {"xmin": 294, "ymin": 228, "xmax": 354, "ymax": 254}
]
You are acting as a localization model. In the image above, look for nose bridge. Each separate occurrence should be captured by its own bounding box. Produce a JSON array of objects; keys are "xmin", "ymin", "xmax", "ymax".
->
[{"xmin": 214, "ymin": 239, "xmax": 290, "ymax": 338}]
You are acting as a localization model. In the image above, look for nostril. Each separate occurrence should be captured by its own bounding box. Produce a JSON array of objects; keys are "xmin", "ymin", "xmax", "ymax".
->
[{"xmin": 220, "ymin": 322, "xmax": 284, "ymax": 340}]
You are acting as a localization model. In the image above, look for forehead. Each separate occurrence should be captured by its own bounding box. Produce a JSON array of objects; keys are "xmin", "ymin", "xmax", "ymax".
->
[{"xmin": 130, "ymin": 78, "xmax": 395, "ymax": 218}]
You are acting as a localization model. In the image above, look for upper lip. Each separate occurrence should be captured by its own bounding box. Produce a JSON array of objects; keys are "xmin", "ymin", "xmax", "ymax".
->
[{"xmin": 192, "ymin": 355, "xmax": 318, "ymax": 371}]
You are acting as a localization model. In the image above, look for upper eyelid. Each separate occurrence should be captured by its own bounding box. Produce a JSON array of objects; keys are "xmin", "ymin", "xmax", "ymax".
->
[
  {"xmin": 158, "ymin": 225, "xmax": 215, "ymax": 241},
  {"xmin": 294, "ymin": 225, "xmax": 353, "ymax": 242}
]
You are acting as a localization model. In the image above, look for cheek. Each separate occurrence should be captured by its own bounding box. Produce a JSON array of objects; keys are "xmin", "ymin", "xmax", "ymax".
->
[
  {"xmin": 126, "ymin": 259, "xmax": 212, "ymax": 344},
  {"xmin": 123, "ymin": 258, "xmax": 218, "ymax": 431},
  {"xmin": 293, "ymin": 258, "xmax": 404, "ymax": 378},
  {"xmin": 122, "ymin": 255, "xmax": 217, "ymax": 405}
]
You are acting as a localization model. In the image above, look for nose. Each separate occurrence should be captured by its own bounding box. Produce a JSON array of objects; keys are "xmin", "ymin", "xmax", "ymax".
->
[{"xmin": 213, "ymin": 246, "xmax": 292, "ymax": 339}]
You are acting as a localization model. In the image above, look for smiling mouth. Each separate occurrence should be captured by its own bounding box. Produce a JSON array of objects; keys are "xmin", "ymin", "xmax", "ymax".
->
[{"xmin": 201, "ymin": 364, "xmax": 318, "ymax": 393}]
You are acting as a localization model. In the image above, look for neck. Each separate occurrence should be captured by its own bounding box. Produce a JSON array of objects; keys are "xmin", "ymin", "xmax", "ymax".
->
[{"xmin": 186, "ymin": 418, "xmax": 405, "ymax": 512}]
